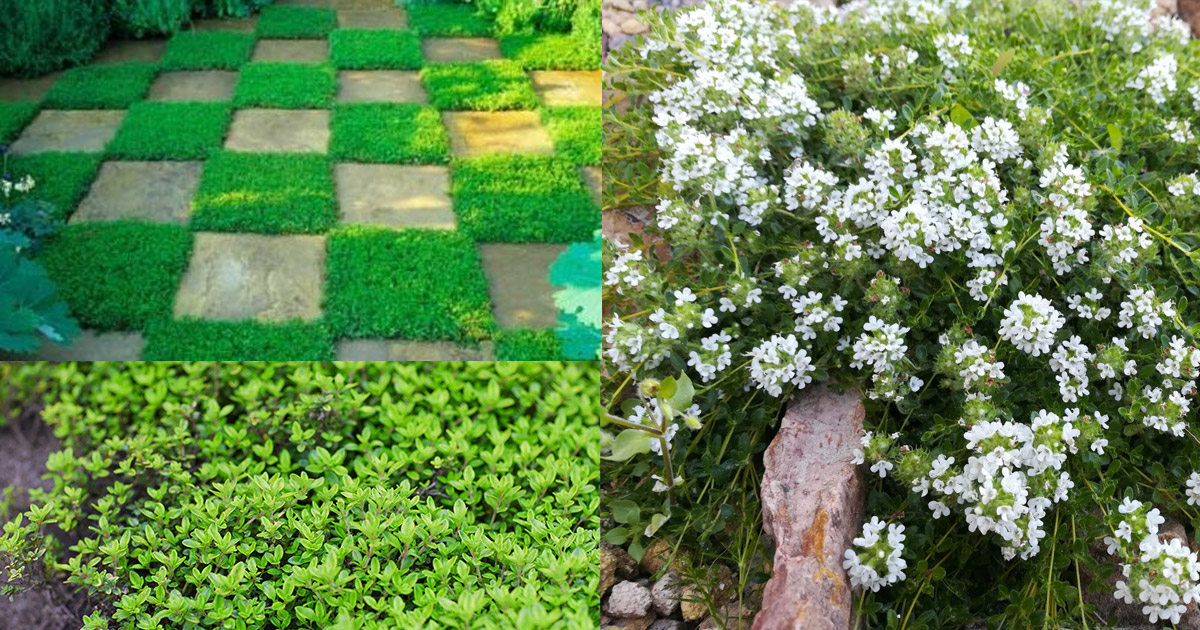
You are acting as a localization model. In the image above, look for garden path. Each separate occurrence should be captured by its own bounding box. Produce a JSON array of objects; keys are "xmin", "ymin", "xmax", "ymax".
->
[{"xmin": 0, "ymin": 0, "xmax": 600, "ymax": 359}]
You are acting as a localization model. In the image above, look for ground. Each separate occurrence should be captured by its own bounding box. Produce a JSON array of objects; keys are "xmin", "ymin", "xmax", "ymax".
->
[{"xmin": 0, "ymin": 0, "xmax": 601, "ymax": 360}]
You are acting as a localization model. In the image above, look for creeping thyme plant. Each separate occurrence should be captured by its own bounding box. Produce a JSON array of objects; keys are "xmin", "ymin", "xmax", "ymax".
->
[
  {"xmin": 603, "ymin": 0, "xmax": 1200, "ymax": 625},
  {"xmin": 0, "ymin": 362, "xmax": 599, "ymax": 629}
]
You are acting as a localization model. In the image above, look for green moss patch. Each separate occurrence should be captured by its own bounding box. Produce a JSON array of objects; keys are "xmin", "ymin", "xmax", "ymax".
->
[
  {"xmin": 234, "ymin": 63, "xmax": 336, "ymax": 109},
  {"xmin": 543, "ymin": 106, "xmax": 600, "ymax": 165},
  {"xmin": 0, "ymin": 103, "xmax": 37, "ymax": 144},
  {"xmin": 37, "ymin": 221, "xmax": 193, "ymax": 330},
  {"xmin": 330, "ymin": 104, "xmax": 448, "ymax": 164},
  {"xmin": 3, "ymin": 153, "xmax": 103, "ymax": 220},
  {"xmin": 143, "ymin": 320, "xmax": 334, "ymax": 359},
  {"xmin": 496, "ymin": 328, "xmax": 564, "ymax": 360},
  {"xmin": 422, "ymin": 60, "xmax": 538, "ymax": 111},
  {"xmin": 408, "ymin": 4, "xmax": 493, "ymax": 36},
  {"xmin": 452, "ymin": 155, "xmax": 598, "ymax": 242},
  {"xmin": 106, "ymin": 102, "xmax": 232, "ymax": 160},
  {"xmin": 325, "ymin": 227, "xmax": 495, "ymax": 341},
  {"xmin": 256, "ymin": 5, "xmax": 336, "ymax": 39},
  {"xmin": 43, "ymin": 63, "xmax": 158, "ymax": 109},
  {"xmin": 500, "ymin": 34, "xmax": 601, "ymax": 70},
  {"xmin": 162, "ymin": 31, "xmax": 257, "ymax": 70},
  {"xmin": 192, "ymin": 151, "xmax": 335, "ymax": 234},
  {"xmin": 330, "ymin": 29, "xmax": 423, "ymax": 70}
]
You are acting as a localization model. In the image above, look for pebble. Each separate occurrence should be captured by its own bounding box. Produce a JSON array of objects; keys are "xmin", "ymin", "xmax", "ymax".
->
[
  {"xmin": 606, "ymin": 581, "xmax": 654, "ymax": 618},
  {"xmin": 650, "ymin": 571, "xmax": 681, "ymax": 616},
  {"xmin": 608, "ymin": 0, "xmax": 635, "ymax": 11},
  {"xmin": 620, "ymin": 17, "xmax": 649, "ymax": 34}
]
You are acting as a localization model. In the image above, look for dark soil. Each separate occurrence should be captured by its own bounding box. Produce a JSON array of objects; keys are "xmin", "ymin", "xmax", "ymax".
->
[{"xmin": 0, "ymin": 398, "xmax": 88, "ymax": 630}]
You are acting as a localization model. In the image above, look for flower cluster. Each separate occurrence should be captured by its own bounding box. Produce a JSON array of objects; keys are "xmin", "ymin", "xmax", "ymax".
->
[
  {"xmin": 842, "ymin": 517, "xmax": 907, "ymax": 592},
  {"xmin": 1106, "ymin": 498, "xmax": 1200, "ymax": 625}
]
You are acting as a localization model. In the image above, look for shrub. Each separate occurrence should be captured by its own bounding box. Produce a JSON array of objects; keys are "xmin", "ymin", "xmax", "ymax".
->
[
  {"xmin": 111, "ymin": 0, "xmax": 193, "ymax": 38},
  {"xmin": 422, "ymin": 60, "xmax": 540, "ymax": 111},
  {"xmin": 475, "ymin": 0, "xmax": 575, "ymax": 35},
  {"xmin": 106, "ymin": 102, "xmax": 233, "ymax": 160},
  {"xmin": 452, "ymin": 155, "xmax": 598, "ymax": 242},
  {"xmin": 0, "ymin": 362, "xmax": 599, "ymax": 627},
  {"xmin": 0, "ymin": 249, "xmax": 78, "ymax": 354},
  {"xmin": 193, "ymin": 0, "xmax": 272, "ymax": 19},
  {"xmin": 499, "ymin": 34, "xmax": 601, "ymax": 70},
  {"xmin": 143, "ymin": 320, "xmax": 335, "ymax": 359},
  {"xmin": 604, "ymin": 0, "xmax": 1200, "ymax": 626},
  {"xmin": 0, "ymin": 0, "xmax": 110, "ymax": 78},
  {"xmin": 192, "ymin": 152, "xmax": 336, "ymax": 234},
  {"xmin": 330, "ymin": 104, "xmax": 449, "ymax": 164},
  {"xmin": 408, "ymin": 4, "xmax": 494, "ymax": 37}
]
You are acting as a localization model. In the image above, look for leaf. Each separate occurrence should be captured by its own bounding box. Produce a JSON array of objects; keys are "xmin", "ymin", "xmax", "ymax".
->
[
  {"xmin": 604, "ymin": 527, "xmax": 630, "ymax": 545},
  {"xmin": 949, "ymin": 104, "xmax": 977, "ymax": 130},
  {"xmin": 1107, "ymin": 123, "xmax": 1123, "ymax": 152},
  {"xmin": 991, "ymin": 48, "xmax": 1015, "ymax": 77},
  {"xmin": 666, "ymin": 372, "xmax": 695, "ymax": 411},
  {"xmin": 609, "ymin": 500, "xmax": 640, "ymax": 525},
  {"xmin": 604, "ymin": 428, "xmax": 654, "ymax": 461},
  {"xmin": 644, "ymin": 513, "xmax": 670, "ymax": 537}
]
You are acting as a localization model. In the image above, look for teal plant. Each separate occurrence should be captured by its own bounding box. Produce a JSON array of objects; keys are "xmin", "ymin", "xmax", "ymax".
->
[{"xmin": 551, "ymin": 230, "xmax": 601, "ymax": 360}]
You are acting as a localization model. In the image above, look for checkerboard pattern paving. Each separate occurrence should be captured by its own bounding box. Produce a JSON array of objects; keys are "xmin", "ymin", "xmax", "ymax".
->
[{"xmin": 0, "ymin": 0, "xmax": 600, "ymax": 360}]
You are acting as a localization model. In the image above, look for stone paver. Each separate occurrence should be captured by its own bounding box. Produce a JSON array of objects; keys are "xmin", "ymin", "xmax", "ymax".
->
[
  {"xmin": 0, "ymin": 331, "xmax": 145, "ymax": 361},
  {"xmin": 95, "ymin": 39, "xmax": 166, "ymax": 65},
  {"xmin": 225, "ymin": 109, "xmax": 329, "ymax": 153},
  {"xmin": 336, "ymin": 339, "xmax": 494, "ymax": 361},
  {"xmin": 583, "ymin": 167, "xmax": 601, "ymax": 207},
  {"xmin": 337, "ymin": 71, "xmax": 427, "ymax": 103},
  {"xmin": 336, "ymin": 164, "xmax": 454, "ymax": 229},
  {"xmin": 192, "ymin": 16, "xmax": 258, "ymax": 32},
  {"xmin": 480, "ymin": 244, "xmax": 565, "ymax": 329},
  {"xmin": 339, "ymin": 9, "xmax": 407, "ymax": 28},
  {"xmin": 253, "ymin": 39, "xmax": 329, "ymax": 63},
  {"xmin": 422, "ymin": 38, "xmax": 502, "ymax": 63},
  {"xmin": 72, "ymin": 161, "xmax": 202, "ymax": 225},
  {"xmin": 9, "ymin": 110, "xmax": 125, "ymax": 155},
  {"xmin": 148, "ymin": 71, "xmax": 239, "ymax": 102},
  {"xmin": 0, "ymin": 73, "xmax": 61, "ymax": 102},
  {"xmin": 442, "ymin": 111, "xmax": 554, "ymax": 157},
  {"xmin": 174, "ymin": 233, "xmax": 326, "ymax": 322},
  {"xmin": 531, "ymin": 70, "xmax": 602, "ymax": 106}
]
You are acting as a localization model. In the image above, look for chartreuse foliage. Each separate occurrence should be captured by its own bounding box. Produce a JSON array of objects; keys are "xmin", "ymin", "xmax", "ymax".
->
[{"xmin": 0, "ymin": 362, "xmax": 600, "ymax": 629}]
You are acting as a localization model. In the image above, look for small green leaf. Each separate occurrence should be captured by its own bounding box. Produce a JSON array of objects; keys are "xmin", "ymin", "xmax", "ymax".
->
[
  {"xmin": 666, "ymin": 372, "xmax": 695, "ymax": 411},
  {"xmin": 604, "ymin": 428, "xmax": 654, "ymax": 461},
  {"xmin": 991, "ymin": 48, "xmax": 1015, "ymax": 77},
  {"xmin": 609, "ymin": 500, "xmax": 640, "ymax": 525},
  {"xmin": 644, "ymin": 513, "xmax": 670, "ymax": 537},
  {"xmin": 1107, "ymin": 123, "xmax": 1123, "ymax": 152},
  {"xmin": 949, "ymin": 104, "xmax": 977, "ymax": 130}
]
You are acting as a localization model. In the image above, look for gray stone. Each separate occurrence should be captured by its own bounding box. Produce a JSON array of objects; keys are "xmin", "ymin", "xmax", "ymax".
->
[
  {"xmin": 253, "ymin": 39, "xmax": 329, "ymax": 63},
  {"xmin": 0, "ymin": 73, "xmax": 60, "ymax": 103},
  {"xmin": 225, "ymin": 109, "xmax": 329, "ymax": 153},
  {"xmin": 605, "ymin": 581, "xmax": 653, "ymax": 618},
  {"xmin": 531, "ymin": 70, "xmax": 602, "ymax": 106},
  {"xmin": 335, "ymin": 340, "xmax": 494, "ymax": 361},
  {"xmin": 173, "ymin": 233, "xmax": 326, "ymax": 322},
  {"xmin": 480, "ymin": 243, "xmax": 565, "ymax": 330},
  {"xmin": 650, "ymin": 572, "xmax": 680, "ymax": 617},
  {"xmin": 443, "ymin": 111, "xmax": 555, "ymax": 157},
  {"xmin": 337, "ymin": 70, "xmax": 427, "ymax": 104},
  {"xmin": 647, "ymin": 621, "xmax": 686, "ymax": 630},
  {"xmin": 339, "ymin": 9, "xmax": 408, "ymax": 29},
  {"xmin": 422, "ymin": 38, "xmax": 502, "ymax": 63},
  {"xmin": 620, "ymin": 17, "xmax": 649, "ymax": 35},
  {"xmin": 10, "ymin": 110, "xmax": 125, "ymax": 155},
  {"xmin": 0, "ymin": 331, "xmax": 144, "ymax": 360},
  {"xmin": 336, "ymin": 164, "xmax": 454, "ymax": 229},
  {"xmin": 72, "ymin": 161, "xmax": 201, "ymax": 225},
  {"xmin": 94, "ymin": 39, "xmax": 166, "ymax": 65},
  {"xmin": 751, "ymin": 385, "xmax": 866, "ymax": 630},
  {"xmin": 148, "ymin": 71, "xmax": 239, "ymax": 102},
  {"xmin": 602, "ymin": 543, "xmax": 637, "ymax": 597}
]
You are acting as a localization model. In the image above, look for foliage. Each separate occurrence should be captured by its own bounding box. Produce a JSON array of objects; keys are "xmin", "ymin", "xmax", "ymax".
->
[
  {"xmin": 37, "ymin": 221, "xmax": 192, "ymax": 330},
  {"xmin": 474, "ymin": 0, "xmax": 576, "ymax": 35},
  {"xmin": 255, "ymin": 5, "xmax": 337, "ymax": 39},
  {"xmin": 1, "ymin": 153, "xmax": 103, "ymax": 221},
  {"xmin": 0, "ymin": 362, "xmax": 600, "ymax": 628},
  {"xmin": 452, "ymin": 155, "xmax": 599, "ymax": 242},
  {"xmin": 0, "ymin": 0, "xmax": 110, "ymax": 78},
  {"xmin": 551, "ymin": 230, "xmax": 600, "ymax": 360},
  {"xmin": 495, "ymin": 328, "xmax": 564, "ymax": 360},
  {"xmin": 603, "ymin": 0, "xmax": 1200, "ymax": 627},
  {"xmin": 106, "ymin": 102, "xmax": 233, "ymax": 160},
  {"xmin": 331, "ymin": 104, "xmax": 449, "ymax": 164},
  {"xmin": 499, "ymin": 34, "xmax": 601, "ymax": 70},
  {"xmin": 330, "ymin": 30, "xmax": 424, "ymax": 70},
  {"xmin": 192, "ymin": 152, "xmax": 336, "ymax": 235},
  {"xmin": 161, "ymin": 31, "xmax": 257, "ymax": 70},
  {"xmin": 193, "ymin": 0, "xmax": 272, "ymax": 19},
  {"xmin": 111, "ymin": 0, "xmax": 193, "ymax": 38},
  {"xmin": 0, "ymin": 248, "xmax": 78, "ymax": 354},
  {"xmin": 0, "ymin": 103, "xmax": 37, "ymax": 144},
  {"xmin": 143, "ymin": 320, "xmax": 335, "ymax": 360},
  {"xmin": 235, "ymin": 62, "xmax": 336, "ymax": 109},
  {"xmin": 42, "ymin": 63, "xmax": 159, "ymax": 109},
  {"xmin": 325, "ymin": 226, "xmax": 495, "ymax": 342},
  {"xmin": 408, "ymin": 4, "xmax": 494, "ymax": 37},
  {"xmin": 543, "ymin": 106, "xmax": 601, "ymax": 165},
  {"xmin": 422, "ymin": 60, "xmax": 541, "ymax": 111}
]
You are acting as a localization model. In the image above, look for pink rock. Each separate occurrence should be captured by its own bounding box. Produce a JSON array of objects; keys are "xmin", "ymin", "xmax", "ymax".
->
[{"xmin": 752, "ymin": 384, "xmax": 866, "ymax": 630}]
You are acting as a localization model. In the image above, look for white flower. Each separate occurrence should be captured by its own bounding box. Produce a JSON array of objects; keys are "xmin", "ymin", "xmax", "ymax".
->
[
  {"xmin": 933, "ymin": 32, "xmax": 972, "ymax": 70},
  {"xmin": 843, "ymin": 517, "xmax": 907, "ymax": 592},
  {"xmin": 1187, "ymin": 472, "xmax": 1200, "ymax": 507},
  {"xmin": 998, "ymin": 292, "xmax": 1065, "ymax": 356},
  {"xmin": 1126, "ymin": 53, "xmax": 1177, "ymax": 105},
  {"xmin": 929, "ymin": 501, "xmax": 950, "ymax": 519},
  {"xmin": 748, "ymin": 334, "xmax": 815, "ymax": 397}
]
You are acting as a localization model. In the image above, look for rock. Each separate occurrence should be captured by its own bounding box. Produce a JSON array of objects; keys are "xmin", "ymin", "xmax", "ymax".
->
[
  {"xmin": 603, "ymin": 18, "xmax": 621, "ymax": 35},
  {"xmin": 639, "ymin": 538, "xmax": 674, "ymax": 576},
  {"xmin": 648, "ymin": 621, "xmax": 686, "ymax": 630},
  {"xmin": 608, "ymin": 0, "xmax": 634, "ymax": 11},
  {"xmin": 1180, "ymin": 0, "xmax": 1200, "ymax": 38},
  {"xmin": 680, "ymin": 586, "xmax": 708, "ymax": 621},
  {"xmin": 699, "ymin": 603, "xmax": 754, "ymax": 630},
  {"xmin": 751, "ymin": 384, "xmax": 867, "ymax": 630},
  {"xmin": 608, "ymin": 616, "xmax": 656, "ymax": 630},
  {"xmin": 620, "ymin": 17, "xmax": 649, "ymax": 35},
  {"xmin": 708, "ymin": 564, "xmax": 736, "ymax": 608},
  {"xmin": 602, "ymin": 544, "xmax": 637, "ymax": 597},
  {"xmin": 633, "ymin": 0, "xmax": 649, "ymax": 9},
  {"xmin": 606, "ymin": 581, "xmax": 654, "ymax": 618},
  {"xmin": 650, "ymin": 571, "xmax": 681, "ymax": 616}
]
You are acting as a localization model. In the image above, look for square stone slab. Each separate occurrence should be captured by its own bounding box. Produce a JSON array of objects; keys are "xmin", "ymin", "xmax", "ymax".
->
[
  {"xmin": 95, "ymin": 39, "xmax": 166, "ymax": 65},
  {"xmin": 583, "ymin": 167, "xmax": 601, "ymax": 207},
  {"xmin": 72, "ymin": 161, "xmax": 202, "ymax": 225},
  {"xmin": 442, "ymin": 111, "xmax": 554, "ymax": 157},
  {"xmin": 337, "ymin": 71, "xmax": 427, "ymax": 103},
  {"xmin": 148, "ymin": 71, "xmax": 239, "ymax": 102},
  {"xmin": 0, "ymin": 331, "xmax": 145, "ymax": 360},
  {"xmin": 336, "ymin": 164, "xmax": 453, "ymax": 229},
  {"xmin": 253, "ymin": 39, "xmax": 329, "ymax": 63},
  {"xmin": 339, "ymin": 9, "xmax": 407, "ymax": 28},
  {"xmin": 422, "ymin": 38, "xmax": 501, "ymax": 63},
  {"xmin": 225, "ymin": 109, "xmax": 329, "ymax": 153},
  {"xmin": 9, "ymin": 110, "xmax": 125, "ymax": 155},
  {"xmin": 336, "ymin": 339, "xmax": 494, "ymax": 360},
  {"xmin": 480, "ymin": 243, "xmax": 566, "ymax": 329},
  {"xmin": 0, "ymin": 73, "xmax": 61, "ymax": 102},
  {"xmin": 191, "ymin": 16, "xmax": 258, "ymax": 32},
  {"xmin": 531, "ymin": 70, "xmax": 602, "ymax": 106},
  {"xmin": 174, "ymin": 233, "xmax": 326, "ymax": 322}
]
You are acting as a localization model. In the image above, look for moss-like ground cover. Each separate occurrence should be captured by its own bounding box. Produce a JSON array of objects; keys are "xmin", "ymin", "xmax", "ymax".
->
[
  {"xmin": 106, "ymin": 102, "xmax": 232, "ymax": 160},
  {"xmin": 191, "ymin": 151, "xmax": 336, "ymax": 234},
  {"xmin": 330, "ymin": 103, "xmax": 448, "ymax": 164}
]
